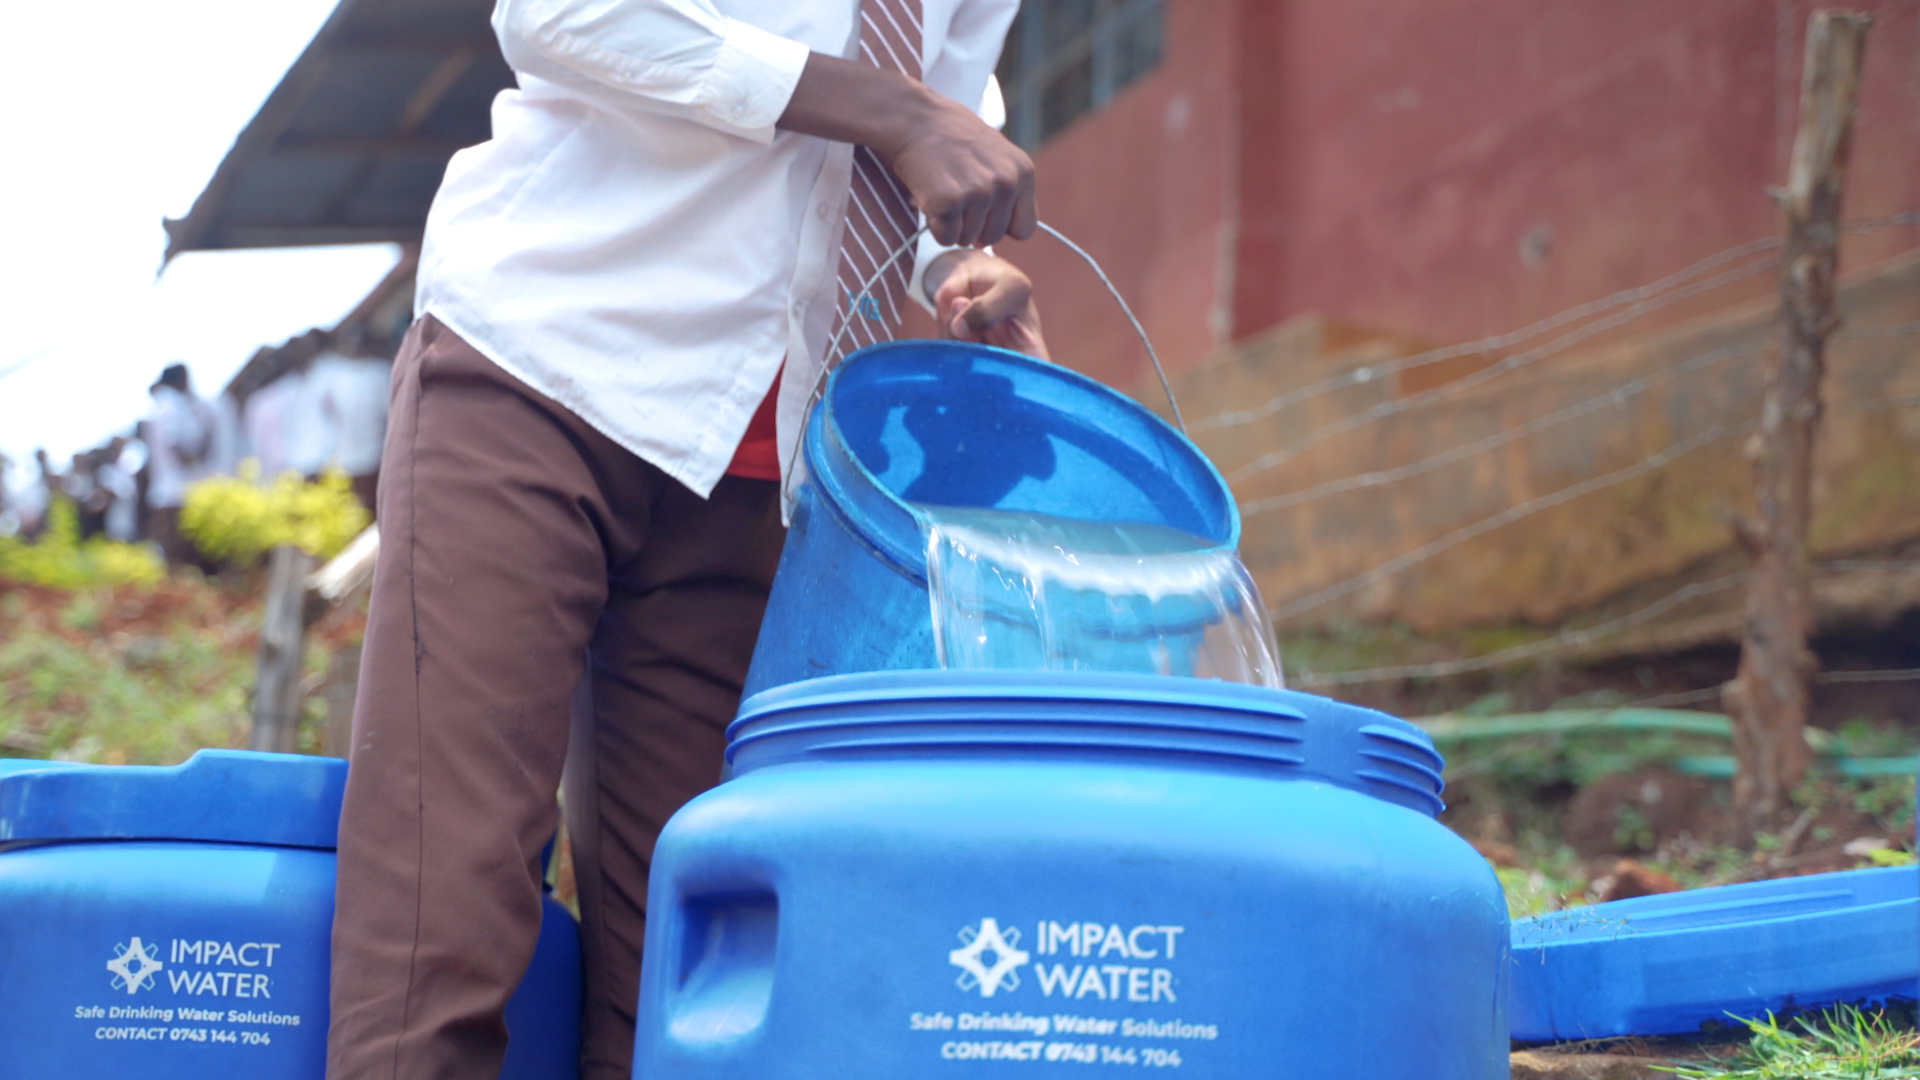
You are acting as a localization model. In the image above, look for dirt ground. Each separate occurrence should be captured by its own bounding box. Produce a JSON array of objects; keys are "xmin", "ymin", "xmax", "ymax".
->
[
  {"xmin": 1305, "ymin": 607, "xmax": 1920, "ymax": 904},
  {"xmin": 1328, "ymin": 614, "xmax": 1920, "ymax": 736},
  {"xmin": 0, "ymin": 575, "xmax": 366, "ymax": 655},
  {"xmin": 0, "ymin": 575, "xmax": 365, "ymax": 762}
]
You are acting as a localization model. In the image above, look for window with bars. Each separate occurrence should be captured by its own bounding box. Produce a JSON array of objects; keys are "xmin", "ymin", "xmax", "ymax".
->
[{"xmin": 996, "ymin": 0, "xmax": 1166, "ymax": 150}]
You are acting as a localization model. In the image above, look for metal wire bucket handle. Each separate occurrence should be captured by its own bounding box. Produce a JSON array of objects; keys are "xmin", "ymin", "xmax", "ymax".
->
[{"xmin": 783, "ymin": 221, "xmax": 1188, "ymax": 503}]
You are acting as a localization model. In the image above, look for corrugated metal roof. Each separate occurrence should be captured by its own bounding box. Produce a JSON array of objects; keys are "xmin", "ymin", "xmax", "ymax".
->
[{"xmin": 164, "ymin": 0, "xmax": 511, "ymax": 260}]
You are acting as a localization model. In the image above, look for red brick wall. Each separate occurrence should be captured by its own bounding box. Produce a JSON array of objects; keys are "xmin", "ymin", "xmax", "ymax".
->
[
  {"xmin": 1003, "ymin": 0, "xmax": 1920, "ymax": 391},
  {"xmin": 972, "ymin": 0, "xmax": 1244, "ymax": 392}
]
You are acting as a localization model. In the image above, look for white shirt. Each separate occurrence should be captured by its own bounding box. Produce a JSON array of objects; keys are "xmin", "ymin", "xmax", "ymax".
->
[
  {"xmin": 100, "ymin": 455, "xmax": 139, "ymax": 542},
  {"xmin": 146, "ymin": 387, "xmax": 218, "ymax": 509},
  {"xmin": 304, "ymin": 354, "xmax": 394, "ymax": 477},
  {"xmin": 416, "ymin": 0, "xmax": 1017, "ymax": 499},
  {"xmin": 283, "ymin": 373, "xmax": 334, "ymax": 478},
  {"xmin": 210, "ymin": 393, "xmax": 244, "ymax": 479},
  {"xmin": 243, "ymin": 374, "xmax": 305, "ymax": 480}
]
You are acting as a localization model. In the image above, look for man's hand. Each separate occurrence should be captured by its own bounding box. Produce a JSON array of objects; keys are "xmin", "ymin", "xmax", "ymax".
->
[
  {"xmin": 925, "ymin": 250, "xmax": 1049, "ymax": 360},
  {"xmin": 881, "ymin": 97, "xmax": 1035, "ymax": 248},
  {"xmin": 778, "ymin": 54, "xmax": 1036, "ymax": 248}
]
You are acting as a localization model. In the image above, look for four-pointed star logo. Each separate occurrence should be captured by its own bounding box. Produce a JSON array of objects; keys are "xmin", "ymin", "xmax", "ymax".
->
[
  {"xmin": 949, "ymin": 918, "xmax": 1030, "ymax": 998},
  {"xmin": 106, "ymin": 937, "xmax": 165, "ymax": 995}
]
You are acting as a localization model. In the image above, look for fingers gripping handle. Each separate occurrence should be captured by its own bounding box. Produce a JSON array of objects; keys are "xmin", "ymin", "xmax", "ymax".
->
[{"xmin": 782, "ymin": 223, "xmax": 1190, "ymax": 504}]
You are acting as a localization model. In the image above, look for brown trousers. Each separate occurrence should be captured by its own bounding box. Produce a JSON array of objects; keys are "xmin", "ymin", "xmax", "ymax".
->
[{"xmin": 327, "ymin": 318, "xmax": 786, "ymax": 1080}]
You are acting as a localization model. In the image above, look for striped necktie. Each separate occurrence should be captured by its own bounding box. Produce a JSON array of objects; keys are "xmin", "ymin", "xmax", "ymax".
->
[{"xmin": 829, "ymin": 0, "xmax": 926, "ymax": 364}]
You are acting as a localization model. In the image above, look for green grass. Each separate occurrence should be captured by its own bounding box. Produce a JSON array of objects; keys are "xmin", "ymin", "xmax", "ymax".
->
[
  {"xmin": 1660, "ymin": 1005, "xmax": 1920, "ymax": 1079},
  {"xmin": 1491, "ymin": 832, "xmax": 1595, "ymax": 917},
  {"xmin": 1497, "ymin": 864, "xmax": 1586, "ymax": 918},
  {"xmin": 0, "ymin": 578, "xmax": 346, "ymax": 765},
  {"xmin": 0, "ymin": 578, "xmax": 355, "ymax": 765},
  {"xmin": 0, "ymin": 611, "xmax": 253, "ymax": 764}
]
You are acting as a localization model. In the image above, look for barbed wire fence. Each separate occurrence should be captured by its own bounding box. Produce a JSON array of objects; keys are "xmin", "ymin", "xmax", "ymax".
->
[{"xmin": 1210, "ymin": 212, "xmax": 1920, "ymax": 699}]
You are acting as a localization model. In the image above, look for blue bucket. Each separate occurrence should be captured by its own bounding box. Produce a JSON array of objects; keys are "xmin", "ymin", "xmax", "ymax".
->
[{"xmin": 743, "ymin": 341, "xmax": 1237, "ymax": 696}]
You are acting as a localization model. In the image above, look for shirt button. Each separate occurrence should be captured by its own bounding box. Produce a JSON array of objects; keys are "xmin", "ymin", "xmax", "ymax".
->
[
  {"xmin": 732, "ymin": 102, "xmax": 748, "ymax": 119},
  {"xmin": 816, "ymin": 203, "xmax": 831, "ymax": 221}
]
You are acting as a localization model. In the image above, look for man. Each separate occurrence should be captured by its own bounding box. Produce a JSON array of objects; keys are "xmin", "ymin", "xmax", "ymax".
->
[
  {"xmin": 15, "ymin": 449, "xmax": 56, "ymax": 539},
  {"xmin": 142, "ymin": 364, "xmax": 219, "ymax": 567},
  {"xmin": 27, "ymin": 449, "xmax": 60, "ymax": 538},
  {"xmin": 67, "ymin": 437, "xmax": 129, "ymax": 540},
  {"xmin": 328, "ymin": 1, "xmax": 1048, "ymax": 1077},
  {"xmin": 298, "ymin": 342, "xmax": 392, "ymax": 513},
  {"xmin": 98, "ymin": 436, "xmax": 140, "ymax": 543}
]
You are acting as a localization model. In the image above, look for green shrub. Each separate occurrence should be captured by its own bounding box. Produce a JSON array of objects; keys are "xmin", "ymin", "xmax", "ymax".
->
[
  {"xmin": 0, "ymin": 500, "xmax": 164, "ymax": 589},
  {"xmin": 180, "ymin": 464, "xmax": 369, "ymax": 566}
]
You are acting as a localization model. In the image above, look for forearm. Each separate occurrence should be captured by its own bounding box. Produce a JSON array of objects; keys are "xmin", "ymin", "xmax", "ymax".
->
[
  {"xmin": 780, "ymin": 48, "xmax": 1036, "ymax": 248},
  {"xmin": 776, "ymin": 52, "xmax": 937, "ymax": 158}
]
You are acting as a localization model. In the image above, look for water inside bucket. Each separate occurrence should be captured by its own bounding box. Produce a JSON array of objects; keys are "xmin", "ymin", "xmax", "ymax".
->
[{"xmin": 919, "ymin": 505, "xmax": 1283, "ymax": 687}]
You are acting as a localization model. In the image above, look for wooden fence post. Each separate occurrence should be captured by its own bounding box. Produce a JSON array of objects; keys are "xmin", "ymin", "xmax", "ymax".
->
[
  {"xmin": 1724, "ymin": 10, "xmax": 1871, "ymax": 835},
  {"xmin": 249, "ymin": 544, "xmax": 317, "ymax": 753},
  {"xmin": 319, "ymin": 645, "xmax": 362, "ymax": 760}
]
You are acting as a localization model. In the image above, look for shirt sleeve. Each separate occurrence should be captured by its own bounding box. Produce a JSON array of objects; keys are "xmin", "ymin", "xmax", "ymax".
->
[{"xmin": 493, "ymin": 0, "xmax": 811, "ymax": 144}]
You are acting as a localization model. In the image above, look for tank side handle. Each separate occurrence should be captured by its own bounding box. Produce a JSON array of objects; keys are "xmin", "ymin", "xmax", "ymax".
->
[{"xmin": 665, "ymin": 888, "xmax": 780, "ymax": 1045}]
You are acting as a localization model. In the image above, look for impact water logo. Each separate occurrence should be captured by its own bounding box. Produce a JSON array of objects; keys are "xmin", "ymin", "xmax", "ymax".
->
[
  {"xmin": 944, "ymin": 919, "xmax": 1188, "ymax": 1003},
  {"xmin": 106, "ymin": 938, "xmax": 165, "ymax": 995},
  {"xmin": 949, "ymin": 919, "xmax": 1031, "ymax": 998}
]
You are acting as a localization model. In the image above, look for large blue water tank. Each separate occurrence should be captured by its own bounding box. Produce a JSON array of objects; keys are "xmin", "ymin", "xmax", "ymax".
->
[
  {"xmin": 631, "ymin": 672, "xmax": 1510, "ymax": 1078},
  {"xmin": 0, "ymin": 751, "xmax": 580, "ymax": 1080}
]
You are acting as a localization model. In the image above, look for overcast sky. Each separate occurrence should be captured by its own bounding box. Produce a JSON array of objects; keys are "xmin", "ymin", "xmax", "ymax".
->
[{"xmin": 0, "ymin": 0, "xmax": 402, "ymax": 493}]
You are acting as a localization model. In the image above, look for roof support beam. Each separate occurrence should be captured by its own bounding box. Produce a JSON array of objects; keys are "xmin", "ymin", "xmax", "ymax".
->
[
  {"xmin": 331, "ymin": 31, "xmax": 498, "ymax": 53},
  {"xmin": 273, "ymin": 135, "xmax": 477, "ymax": 156},
  {"xmin": 199, "ymin": 225, "xmax": 423, "ymax": 250},
  {"xmin": 397, "ymin": 47, "xmax": 479, "ymax": 131},
  {"xmin": 317, "ymin": 47, "xmax": 478, "ymax": 228}
]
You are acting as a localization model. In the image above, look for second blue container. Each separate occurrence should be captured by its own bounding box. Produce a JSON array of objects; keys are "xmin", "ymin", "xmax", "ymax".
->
[{"xmin": 0, "ymin": 751, "xmax": 580, "ymax": 1080}]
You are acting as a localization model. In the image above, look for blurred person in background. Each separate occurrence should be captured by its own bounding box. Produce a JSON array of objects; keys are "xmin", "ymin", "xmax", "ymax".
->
[
  {"xmin": 143, "ymin": 363, "xmax": 220, "ymax": 567},
  {"xmin": 242, "ymin": 346, "xmax": 391, "ymax": 517},
  {"xmin": 210, "ymin": 391, "xmax": 243, "ymax": 481},
  {"xmin": 308, "ymin": 346, "xmax": 392, "ymax": 514},
  {"xmin": 17, "ymin": 449, "xmax": 59, "ymax": 539},
  {"xmin": 99, "ymin": 435, "xmax": 143, "ymax": 543},
  {"xmin": 0, "ymin": 452, "xmax": 14, "ymax": 537},
  {"xmin": 63, "ymin": 449, "xmax": 100, "ymax": 537},
  {"xmin": 63, "ymin": 436, "xmax": 130, "ymax": 540},
  {"xmin": 242, "ymin": 369, "xmax": 305, "ymax": 482}
]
